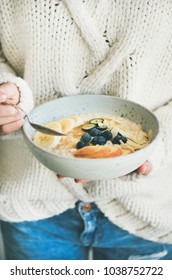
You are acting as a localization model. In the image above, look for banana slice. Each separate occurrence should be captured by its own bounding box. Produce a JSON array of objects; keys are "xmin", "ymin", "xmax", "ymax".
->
[
  {"xmin": 58, "ymin": 118, "xmax": 76, "ymax": 134},
  {"xmin": 70, "ymin": 115, "xmax": 84, "ymax": 126},
  {"xmin": 34, "ymin": 122, "xmax": 62, "ymax": 148}
]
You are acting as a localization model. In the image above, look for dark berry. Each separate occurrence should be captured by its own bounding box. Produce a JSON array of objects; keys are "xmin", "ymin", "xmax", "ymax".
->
[
  {"xmin": 81, "ymin": 133, "xmax": 92, "ymax": 143},
  {"xmin": 76, "ymin": 141, "xmax": 88, "ymax": 149},
  {"xmin": 111, "ymin": 132, "xmax": 122, "ymax": 144},
  {"xmin": 91, "ymin": 136, "xmax": 107, "ymax": 145},
  {"xmin": 101, "ymin": 130, "xmax": 113, "ymax": 140},
  {"xmin": 111, "ymin": 132, "xmax": 127, "ymax": 144},
  {"xmin": 89, "ymin": 128, "xmax": 101, "ymax": 136},
  {"xmin": 121, "ymin": 136, "xmax": 127, "ymax": 143},
  {"xmin": 111, "ymin": 137, "xmax": 120, "ymax": 144}
]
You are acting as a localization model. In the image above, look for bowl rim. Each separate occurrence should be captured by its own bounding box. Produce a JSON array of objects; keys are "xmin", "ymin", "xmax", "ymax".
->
[{"xmin": 22, "ymin": 95, "xmax": 160, "ymax": 163}]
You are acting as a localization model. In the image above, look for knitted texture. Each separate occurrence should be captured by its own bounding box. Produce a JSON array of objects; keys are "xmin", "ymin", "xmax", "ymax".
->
[{"xmin": 0, "ymin": 0, "xmax": 172, "ymax": 243}]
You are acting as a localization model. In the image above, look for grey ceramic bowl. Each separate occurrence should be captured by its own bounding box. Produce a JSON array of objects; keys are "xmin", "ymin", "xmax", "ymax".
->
[{"xmin": 23, "ymin": 95, "xmax": 159, "ymax": 180}]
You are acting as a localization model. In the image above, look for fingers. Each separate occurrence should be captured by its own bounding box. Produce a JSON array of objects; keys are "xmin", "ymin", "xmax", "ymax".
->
[
  {"xmin": 0, "ymin": 83, "xmax": 20, "ymax": 104},
  {"xmin": 0, "ymin": 115, "xmax": 23, "ymax": 126},
  {"xmin": 0, "ymin": 102, "xmax": 24, "ymax": 134},
  {"xmin": 74, "ymin": 179, "xmax": 89, "ymax": 183},
  {"xmin": 137, "ymin": 161, "xmax": 153, "ymax": 175},
  {"xmin": 0, "ymin": 104, "xmax": 19, "ymax": 117},
  {"xmin": 57, "ymin": 174, "xmax": 89, "ymax": 183},
  {"xmin": 0, "ymin": 119, "xmax": 24, "ymax": 135},
  {"xmin": 0, "ymin": 104, "xmax": 24, "ymax": 126},
  {"xmin": 0, "ymin": 83, "xmax": 24, "ymax": 135},
  {"xmin": 56, "ymin": 175, "xmax": 65, "ymax": 179},
  {"xmin": 0, "ymin": 92, "xmax": 7, "ymax": 102}
]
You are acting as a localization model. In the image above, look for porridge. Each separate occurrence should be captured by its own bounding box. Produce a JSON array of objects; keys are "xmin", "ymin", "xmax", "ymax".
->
[{"xmin": 33, "ymin": 113, "xmax": 152, "ymax": 158}]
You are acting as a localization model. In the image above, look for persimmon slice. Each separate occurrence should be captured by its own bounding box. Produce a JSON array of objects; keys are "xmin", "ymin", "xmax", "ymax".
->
[{"xmin": 74, "ymin": 146, "xmax": 122, "ymax": 158}]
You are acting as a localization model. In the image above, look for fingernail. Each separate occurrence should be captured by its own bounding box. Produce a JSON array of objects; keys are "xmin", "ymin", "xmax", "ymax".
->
[
  {"xmin": 145, "ymin": 162, "xmax": 153, "ymax": 174},
  {"xmin": 143, "ymin": 165, "xmax": 148, "ymax": 173}
]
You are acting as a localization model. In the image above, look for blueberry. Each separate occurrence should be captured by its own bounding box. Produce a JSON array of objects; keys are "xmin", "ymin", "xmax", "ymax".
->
[
  {"xmin": 117, "ymin": 133, "xmax": 127, "ymax": 143},
  {"xmin": 90, "ymin": 137, "xmax": 98, "ymax": 145},
  {"xmin": 91, "ymin": 136, "xmax": 107, "ymax": 145},
  {"xmin": 101, "ymin": 130, "xmax": 113, "ymax": 140},
  {"xmin": 89, "ymin": 128, "xmax": 101, "ymax": 136},
  {"xmin": 111, "ymin": 137, "xmax": 120, "ymax": 144},
  {"xmin": 111, "ymin": 133, "xmax": 122, "ymax": 144},
  {"xmin": 81, "ymin": 133, "xmax": 92, "ymax": 143},
  {"xmin": 111, "ymin": 132, "xmax": 127, "ymax": 144},
  {"xmin": 121, "ymin": 136, "xmax": 127, "ymax": 143},
  {"xmin": 76, "ymin": 141, "xmax": 88, "ymax": 149}
]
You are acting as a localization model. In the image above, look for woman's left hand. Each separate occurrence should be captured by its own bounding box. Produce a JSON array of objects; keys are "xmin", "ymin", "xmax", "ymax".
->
[
  {"xmin": 57, "ymin": 174, "xmax": 89, "ymax": 183},
  {"xmin": 57, "ymin": 161, "xmax": 153, "ymax": 183}
]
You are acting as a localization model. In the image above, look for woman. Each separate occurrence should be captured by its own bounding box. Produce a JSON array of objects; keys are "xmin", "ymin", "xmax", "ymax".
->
[{"xmin": 0, "ymin": 0, "xmax": 172, "ymax": 260}]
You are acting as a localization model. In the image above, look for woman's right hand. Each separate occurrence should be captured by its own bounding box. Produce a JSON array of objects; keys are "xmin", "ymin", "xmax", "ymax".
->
[{"xmin": 0, "ymin": 82, "xmax": 24, "ymax": 135}]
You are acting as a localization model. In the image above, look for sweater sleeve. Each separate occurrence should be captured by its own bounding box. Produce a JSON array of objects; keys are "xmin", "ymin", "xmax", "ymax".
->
[
  {"xmin": 147, "ymin": 100, "xmax": 172, "ymax": 175},
  {"xmin": 0, "ymin": 43, "xmax": 34, "ymax": 140},
  {"xmin": 0, "ymin": 44, "xmax": 34, "ymax": 114}
]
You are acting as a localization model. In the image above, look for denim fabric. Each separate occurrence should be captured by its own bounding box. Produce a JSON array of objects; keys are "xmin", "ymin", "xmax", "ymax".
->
[{"xmin": 1, "ymin": 201, "xmax": 172, "ymax": 260}]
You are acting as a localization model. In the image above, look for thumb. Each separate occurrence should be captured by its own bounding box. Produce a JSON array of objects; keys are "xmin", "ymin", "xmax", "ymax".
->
[{"xmin": 137, "ymin": 161, "xmax": 153, "ymax": 175}]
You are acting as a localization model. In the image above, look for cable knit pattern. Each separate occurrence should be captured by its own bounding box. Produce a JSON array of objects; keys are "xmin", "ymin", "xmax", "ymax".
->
[{"xmin": 0, "ymin": 0, "xmax": 172, "ymax": 243}]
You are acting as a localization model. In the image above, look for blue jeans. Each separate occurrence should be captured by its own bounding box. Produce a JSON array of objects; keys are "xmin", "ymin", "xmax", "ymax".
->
[{"xmin": 1, "ymin": 201, "xmax": 172, "ymax": 260}]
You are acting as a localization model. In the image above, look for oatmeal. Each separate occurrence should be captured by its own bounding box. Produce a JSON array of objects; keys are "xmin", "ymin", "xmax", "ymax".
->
[{"xmin": 33, "ymin": 113, "xmax": 152, "ymax": 158}]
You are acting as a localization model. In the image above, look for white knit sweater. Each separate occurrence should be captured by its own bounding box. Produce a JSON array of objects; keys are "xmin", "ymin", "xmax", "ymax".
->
[{"xmin": 0, "ymin": 0, "xmax": 172, "ymax": 244}]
